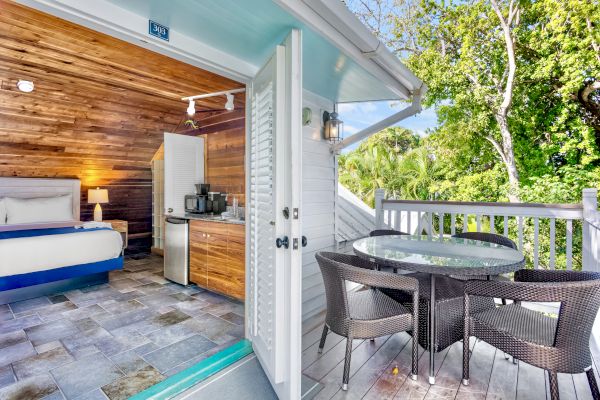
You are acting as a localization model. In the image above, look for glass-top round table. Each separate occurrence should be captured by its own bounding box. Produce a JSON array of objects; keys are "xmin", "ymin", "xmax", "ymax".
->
[
  {"xmin": 353, "ymin": 235, "xmax": 525, "ymax": 276},
  {"xmin": 353, "ymin": 234, "xmax": 525, "ymax": 385}
]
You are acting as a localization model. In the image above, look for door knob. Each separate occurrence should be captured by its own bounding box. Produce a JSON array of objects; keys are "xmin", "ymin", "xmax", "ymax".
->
[
  {"xmin": 302, "ymin": 236, "xmax": 308, "ymax": 247},
  {"xmin": 276, "ymin": 236, "xmax": 289, "ymax": 249}
]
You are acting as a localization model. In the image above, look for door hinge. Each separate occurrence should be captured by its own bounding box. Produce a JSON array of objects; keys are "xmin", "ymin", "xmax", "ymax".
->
[
  {"xmin": 293, "ymin": 237, "xmax": 299, "ymax": 250},
  {"xmin": 293, "ymin": 208, "xmax": 299, "ymax": 219}
]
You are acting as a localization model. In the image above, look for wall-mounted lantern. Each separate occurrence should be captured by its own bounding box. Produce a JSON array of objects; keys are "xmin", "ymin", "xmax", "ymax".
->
[{"xmin": 323, "ymin": 105, "xmax": 343, "ymax": 143}]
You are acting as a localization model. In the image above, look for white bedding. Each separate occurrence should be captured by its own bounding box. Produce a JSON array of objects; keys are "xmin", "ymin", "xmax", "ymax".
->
[{"xmin": 0, "ymin": 229, "xmax": 123, "ymax": 277}]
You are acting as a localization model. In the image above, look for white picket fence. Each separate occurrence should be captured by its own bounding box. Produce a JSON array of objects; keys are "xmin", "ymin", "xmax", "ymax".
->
[{"xmin": 374, "ymin": 188, "xmax": 600, "ymax": 272}]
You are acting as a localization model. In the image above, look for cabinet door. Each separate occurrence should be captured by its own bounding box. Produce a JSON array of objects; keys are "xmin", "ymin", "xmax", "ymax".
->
[
  {"xmin": 205, "ymin": 222, "xmax": 230, "ymax": 295},
  {"xmin": 227, "ymin": 224, "xmax": 245, "ymax": 300},
  {"xmin": 189, "ymin": 220, "xmax": 207, "ymax": 286}
]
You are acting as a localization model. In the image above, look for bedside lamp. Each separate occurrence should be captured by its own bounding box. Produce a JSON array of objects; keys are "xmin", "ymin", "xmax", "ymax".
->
[{"xmin": 88, "ymin": 188, "xmax": 109, "ymax": 222}]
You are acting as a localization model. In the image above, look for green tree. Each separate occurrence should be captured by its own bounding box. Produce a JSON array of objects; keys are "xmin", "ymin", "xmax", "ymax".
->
[{"xmin": 346, "ymin": 0, "xmax": 600, "ymax": 205}]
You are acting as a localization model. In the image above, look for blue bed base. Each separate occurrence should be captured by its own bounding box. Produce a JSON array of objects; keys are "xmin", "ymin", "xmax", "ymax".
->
[{"xmin": 0, "ymin": 256, "xmax": 123, "ymax": 304}]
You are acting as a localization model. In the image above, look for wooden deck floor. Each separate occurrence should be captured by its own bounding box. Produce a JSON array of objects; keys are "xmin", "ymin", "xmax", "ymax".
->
[{"xmin": 302, "ymin": 323, "xmax": 600, "ymax": 400}]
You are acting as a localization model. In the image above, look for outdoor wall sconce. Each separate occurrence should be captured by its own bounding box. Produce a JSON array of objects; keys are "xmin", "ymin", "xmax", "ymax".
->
[{"xmin": 323, "ymin": 105, "xmax": 343, "ymax": 143}]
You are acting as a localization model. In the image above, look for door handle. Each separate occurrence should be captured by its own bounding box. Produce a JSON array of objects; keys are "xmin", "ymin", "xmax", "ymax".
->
[
  {"xmin": 302, "ymin": 236, "xmax": 308, "ymax": 247},
  {"xmin": 276, "ymin": 236, "xmax": 289, "ymax": 249}
]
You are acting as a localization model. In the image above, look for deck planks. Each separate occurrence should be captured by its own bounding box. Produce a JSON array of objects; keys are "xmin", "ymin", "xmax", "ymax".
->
[
  {"xmin": 329, "ymin": 334, "xmax": 410, "ymax": 400},
  {"xmin": 303, "ymin": 329, "xmax": 600, "ymax": 400},
  {"xmin": 312, "ymin": 337, "xmax": 390, "ymax": 400}
]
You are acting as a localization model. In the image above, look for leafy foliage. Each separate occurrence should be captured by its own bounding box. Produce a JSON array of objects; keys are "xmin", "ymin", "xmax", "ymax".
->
[{"xmin": 340, "ymin": 0, "xmax": 600, "ymax": 270}]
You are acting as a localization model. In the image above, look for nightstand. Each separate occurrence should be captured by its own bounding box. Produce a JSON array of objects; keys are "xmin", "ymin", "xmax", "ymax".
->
[{"xmin": 104, "ymin": 219, "xmax": 128, "ymax": 249}]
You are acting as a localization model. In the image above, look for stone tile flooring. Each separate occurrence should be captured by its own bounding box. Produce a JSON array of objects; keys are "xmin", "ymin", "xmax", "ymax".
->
[{"xmin": 0, "ymin": 254, "xmax": 245, "ymax": 400}]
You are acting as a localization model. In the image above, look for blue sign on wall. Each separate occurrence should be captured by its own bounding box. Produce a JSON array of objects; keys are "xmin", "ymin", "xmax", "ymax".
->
[{"xmin": 149, "ymin": 20, "xmax": 169, "ymax": 41}]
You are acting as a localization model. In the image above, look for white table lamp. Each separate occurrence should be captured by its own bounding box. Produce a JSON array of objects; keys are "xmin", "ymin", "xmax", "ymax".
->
[{"xmin": 88, "ymin": 188, "xmax": 109, "ymax": 222}]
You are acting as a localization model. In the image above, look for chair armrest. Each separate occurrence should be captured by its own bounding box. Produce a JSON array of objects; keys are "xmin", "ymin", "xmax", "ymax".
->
[
  {"xmin": 515, "ymin": 269, "xmax": 600, "ymax": 283},
  {"xmin": 464, "ymin": 279, "xmax": 573, "ymax": 303},
  {"xmin": 340, "ymin": 267, "xmax": 419, "ymax": 293}
]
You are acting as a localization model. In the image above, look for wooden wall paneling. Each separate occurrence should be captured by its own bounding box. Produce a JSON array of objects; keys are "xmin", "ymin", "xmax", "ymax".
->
[{"xmin": 0, "ymin": 0, "xmax": 245, "ymax": 243}]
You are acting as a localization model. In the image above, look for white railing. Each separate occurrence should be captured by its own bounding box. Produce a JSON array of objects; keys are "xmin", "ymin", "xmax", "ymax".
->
[{"xmin": 374, "ymin": 188, "xmax": 600, "ymax": 272}]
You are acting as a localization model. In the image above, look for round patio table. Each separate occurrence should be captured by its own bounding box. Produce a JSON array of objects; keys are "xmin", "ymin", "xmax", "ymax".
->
[{"xmin": 353, "ymin": 234, "xmax": 525, "ymax": 384}]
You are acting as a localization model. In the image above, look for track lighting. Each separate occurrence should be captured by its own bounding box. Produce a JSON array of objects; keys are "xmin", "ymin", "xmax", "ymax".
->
[
  {"xmin": 187, "ymin": 100, "xmax": 195, "ymax": 116},
  {"xmin": 225, "ymin": 93, "xmax": 235, "ymax": 111}
]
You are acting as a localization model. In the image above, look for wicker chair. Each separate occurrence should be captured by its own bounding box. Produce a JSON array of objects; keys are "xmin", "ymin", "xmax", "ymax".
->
[
  {"xmin": 463, "ymin": 269, "xmax": 600, "ymax": 400},
  {"xmin": 382, "ymin": 274, "xmax": 495, "ymax": 353},
  {"xmin": 452, "ymin": 232, "xmax": 517, "ymax": 250},
  {"xmin": 315, "ymin": 252, "xmax": 420, "ymax": 391},
  {"xmin": 369, "ymin": 229, "xmax": 409, "ymax": 237},
  {"xmin": 451, "ymin": 232, "xmax": 518, "ymax": 305},
  {"xmin": 369, "ymin": 229, "xmax": 409, "ymax": 273}
]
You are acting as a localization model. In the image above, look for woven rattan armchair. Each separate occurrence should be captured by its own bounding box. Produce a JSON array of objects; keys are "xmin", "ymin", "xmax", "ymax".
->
[
  {"xmin": 463, "ymin": 269, "xmax": 600, "ymax": 400},
  {"xmin": 369, "ymin": 229, "xmax": 409, "ymax": 273},
  {"xmin": 369, "ymin": 229, "xmax": 409, "ymax": 237},
  {"xmin": 452, "ymin": 232, "xmax": 517, "ymax": 250},
  {"xmin": 451, "ymin": 232, "xmax": 518, "ymax": 306},
  {"xmin": 315, "ymin": 252, "xmax": 419, "ymax": 391}
]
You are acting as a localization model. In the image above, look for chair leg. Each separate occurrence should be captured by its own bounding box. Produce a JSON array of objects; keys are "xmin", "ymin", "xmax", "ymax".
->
[
  {"xmin": 548, "ymin": 371, "xmax": 559, "ymax": 400},
  {"xmin": 342, "ymin": 336, "xmax": 353, "ymax": 391},
  {"xmin": 317, "ymin": 325, "xmax": 328, "ymax": 354},
  {"xmin": 462, "ymin": 295, "xmax": 470, "ymax": 386},
  {"xmin": 411, "ymin": 332, "xmax": 418, "ymax": 380},
  {"xmin": 585, "ymin": 367, "xmax": 600, "ymax": 399}
]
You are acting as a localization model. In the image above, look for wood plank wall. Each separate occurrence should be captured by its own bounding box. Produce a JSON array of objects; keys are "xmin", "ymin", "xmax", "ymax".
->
[
  {"xmin": 178, "ymin": 110, "xmax": 246, "ymax": 206},
  {"xmin": 0, "ymin": 0, "xmax": 245, "ymax": 240}
]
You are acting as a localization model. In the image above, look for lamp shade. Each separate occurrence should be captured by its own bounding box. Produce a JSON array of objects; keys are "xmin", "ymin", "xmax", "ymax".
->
[{"xmin": 88, "ymin": 188, "xmax": 109, "ymax": 204}]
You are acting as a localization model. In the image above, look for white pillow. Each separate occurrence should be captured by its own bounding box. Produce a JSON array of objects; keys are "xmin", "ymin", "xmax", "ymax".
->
[
  {"xmin": 0, "ymin": 199, "xmax": 5, "ymax": 224},
  {"xmin": 5, "ymin": 195, "xmax": 73, "ymax": 224}
]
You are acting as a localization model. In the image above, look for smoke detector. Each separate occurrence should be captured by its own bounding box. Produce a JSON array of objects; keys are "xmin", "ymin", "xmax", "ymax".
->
[{"xmin": 17, "ymin": 80, "xmax": 34, "ymax": 93}]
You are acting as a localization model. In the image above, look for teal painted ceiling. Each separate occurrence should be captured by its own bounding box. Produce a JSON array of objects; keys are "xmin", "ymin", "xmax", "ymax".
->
[{"xmin": 104, "ymin": 0, "xmax": 399, "ymax": 103}]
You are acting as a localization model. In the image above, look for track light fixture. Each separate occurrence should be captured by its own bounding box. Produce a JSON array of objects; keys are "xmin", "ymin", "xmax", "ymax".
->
[
  {"xmin": 181, "ymin": 88, "xmax": 245, "ymax": 114},
  {"xmin": 186, "ymin": 100, "xmax": 195, "ymax": 116}
]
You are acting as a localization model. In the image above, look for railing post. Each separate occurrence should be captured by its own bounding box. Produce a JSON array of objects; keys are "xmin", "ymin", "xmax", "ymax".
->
[
  {"xmin": 582, "ymin": 188, "xmax": 599, "ymax": 272},
  {"xmin": 374, "ymin": 188, "xmax": 385, "ymax": 229}
]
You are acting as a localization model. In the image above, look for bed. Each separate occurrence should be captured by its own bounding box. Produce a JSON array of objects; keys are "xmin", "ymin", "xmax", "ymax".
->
[{"xmin": 0, "ymin": 178, "xmax": 123, "ymax": 304}]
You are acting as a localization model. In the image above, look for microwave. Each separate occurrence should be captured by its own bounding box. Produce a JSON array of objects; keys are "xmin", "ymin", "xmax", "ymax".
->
[{"xmin": 185, "ymin": 194, "xmax": 206, "ymax": 214}]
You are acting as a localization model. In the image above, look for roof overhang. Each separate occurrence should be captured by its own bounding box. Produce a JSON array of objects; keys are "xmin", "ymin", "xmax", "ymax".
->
[
  {"xmin": 275, "ymin": 0, "xmax": 425, "ymax": 100},
  {"xmin": 13, "ymin": 0, "xmax": 423, "ymax": 103}
]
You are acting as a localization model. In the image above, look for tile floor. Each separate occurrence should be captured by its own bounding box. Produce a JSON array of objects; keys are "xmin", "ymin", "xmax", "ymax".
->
[{"xmin": 0, "ymin": 254, "xmax": 245, "ymax": 400}]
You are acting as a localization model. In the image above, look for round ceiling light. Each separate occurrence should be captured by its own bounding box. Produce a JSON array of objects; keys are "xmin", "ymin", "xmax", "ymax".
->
[{"xmin": 17, "ymin": 80, "xmax": 34, "ymax": 93}]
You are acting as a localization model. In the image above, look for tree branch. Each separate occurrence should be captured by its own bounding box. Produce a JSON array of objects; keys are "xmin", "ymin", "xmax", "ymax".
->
[
  {"xmin": 485, "ymin": 135, "xmax": 508, "ymax": 165},
  {"xmin": 490, "ymin": 0, "xmax": 518, "ymax": 118}
]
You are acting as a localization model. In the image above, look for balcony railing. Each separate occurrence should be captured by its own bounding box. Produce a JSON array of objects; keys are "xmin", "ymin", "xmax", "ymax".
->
[{"xmin": 374, "ymin": 188, "xmax": 600, "ymax": 272}]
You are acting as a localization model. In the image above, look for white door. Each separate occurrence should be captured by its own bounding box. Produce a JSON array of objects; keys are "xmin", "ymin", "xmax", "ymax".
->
[
  {"xmin": 163, "ymin": 133, "xmax": 204, "ymax": 216},
  {"xmin": 246, "ymin": 29, "xmax": 303, "ymax": 400}
]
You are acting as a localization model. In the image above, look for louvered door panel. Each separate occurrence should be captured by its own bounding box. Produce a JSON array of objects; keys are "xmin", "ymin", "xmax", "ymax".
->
[{"xmin": 248, "ymin": 49, "xmax": 285, "ymax": 382}]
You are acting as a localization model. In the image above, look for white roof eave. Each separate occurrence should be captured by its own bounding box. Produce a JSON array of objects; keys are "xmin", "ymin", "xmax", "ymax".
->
[{"xmin": 274, "ymin": 0, "xmax": 425, "ymax": 101}]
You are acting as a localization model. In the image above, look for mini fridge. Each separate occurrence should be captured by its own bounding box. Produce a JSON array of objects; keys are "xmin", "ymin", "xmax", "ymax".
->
[{"xmin": 164, "ymin": 217, "xmax": 189, "ymax": 285}]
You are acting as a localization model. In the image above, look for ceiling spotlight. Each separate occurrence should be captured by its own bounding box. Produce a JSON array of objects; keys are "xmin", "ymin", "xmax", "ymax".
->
[
  {"xmin": 225, "ymin": 93, "xmax": 234, "ymax": 111},
  {"xmin": 186, "ymin": 100, "xmax": 195, "ymax": 116},
  {"xmin": 17, "ymin": 80, "xmax": 34, "ymax": 93}
]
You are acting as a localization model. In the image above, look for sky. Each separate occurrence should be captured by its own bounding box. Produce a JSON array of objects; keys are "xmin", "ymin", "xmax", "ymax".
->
[{"xmin": 337, "ymin": 101, "xmax": 438, "ymax": 152}]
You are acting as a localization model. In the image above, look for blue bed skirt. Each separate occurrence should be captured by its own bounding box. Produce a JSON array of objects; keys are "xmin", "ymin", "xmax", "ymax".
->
[{"xmin": 0, "ymin": 257, "xmax": 123, "ymax": 304}]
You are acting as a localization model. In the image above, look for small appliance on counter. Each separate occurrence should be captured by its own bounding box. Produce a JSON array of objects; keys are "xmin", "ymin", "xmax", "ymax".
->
[
  {"xmin": 184, "ymin": 184, "xmax": 210, "ymax": 214},
  {"xmin": 207, "ymin": 192, "xmax": 227, "ymax": 214},
  {"xmin": 184, "ymin": 183, "xmax": 228, "ymax": 215}
]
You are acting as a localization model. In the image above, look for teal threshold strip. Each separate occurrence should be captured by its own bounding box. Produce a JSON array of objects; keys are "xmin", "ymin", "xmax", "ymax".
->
[{"xmin": 129, "ymin": 339, "xmax": 253, "ymax": 400}]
